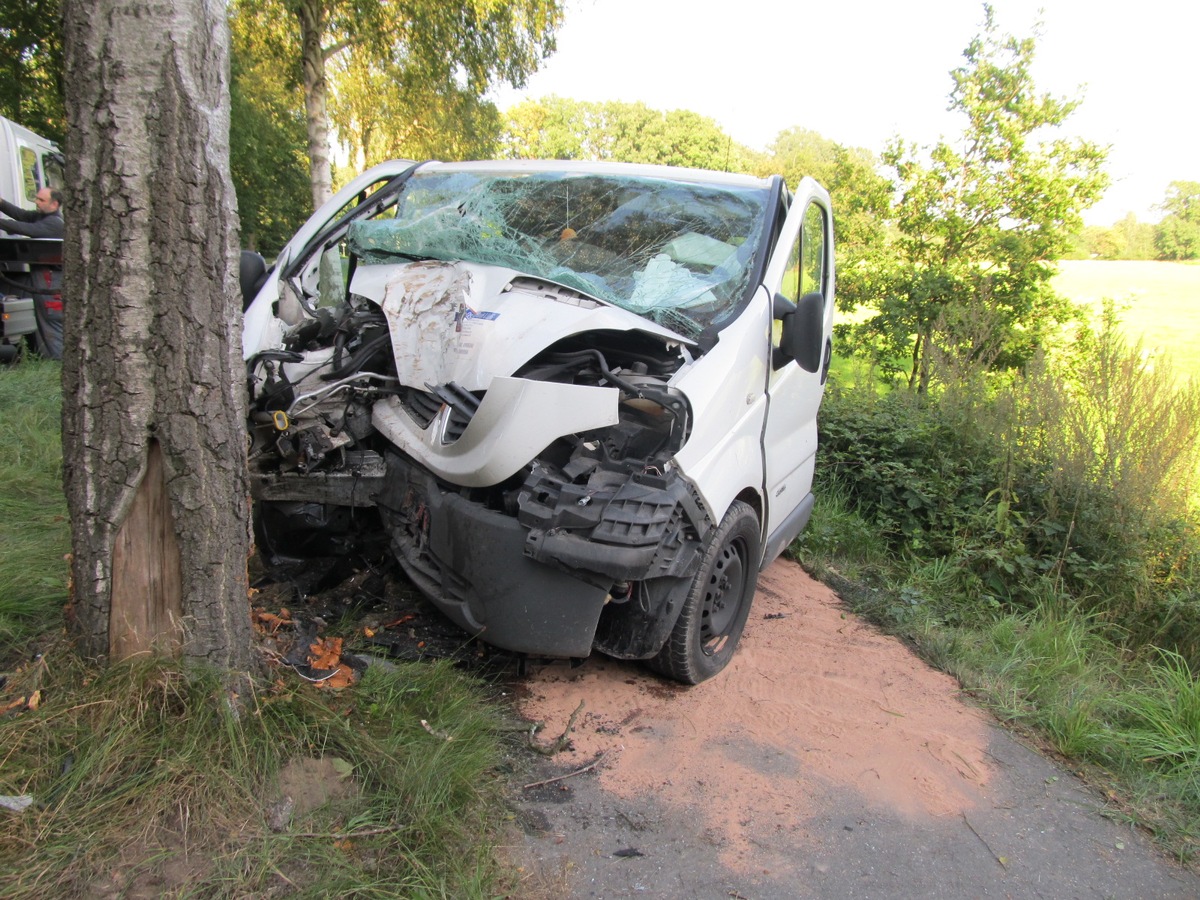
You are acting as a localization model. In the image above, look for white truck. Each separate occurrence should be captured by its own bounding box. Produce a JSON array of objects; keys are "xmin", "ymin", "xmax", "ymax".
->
[
  {"xmin": 0, "ymin": 115, "xmax": 65, "ymax": 362},
  {"xmin": 241, "ymin": 159, "xmax": 834, "ymax": 682}
]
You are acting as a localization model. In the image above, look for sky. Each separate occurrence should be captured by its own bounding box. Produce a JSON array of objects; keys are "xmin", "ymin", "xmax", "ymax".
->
[{"xmin": 490, "ymin": 0, "xmax": 1199, "ymax": 226}]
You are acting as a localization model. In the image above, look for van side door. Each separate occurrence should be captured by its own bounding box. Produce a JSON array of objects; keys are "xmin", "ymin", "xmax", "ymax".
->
[{"xmin": 760, "ymin": 178, "xmax": 834, "ymax": 562}]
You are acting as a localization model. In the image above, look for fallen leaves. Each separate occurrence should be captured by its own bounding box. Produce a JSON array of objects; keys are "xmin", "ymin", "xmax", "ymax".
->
[
  {"xmin": 252, "ymin": 607, "xmax": 293, "ymax": 634},
  {"xmin": 1, "ymin": 655, "xmax": 48, "ymax": 718},
  {"xmin": 305, "ymin": 636, "xmax": 358, "ymax": 690},
  {"xmin": 420, "ymin": 719, "xmax": 454, "ymax": 741}
]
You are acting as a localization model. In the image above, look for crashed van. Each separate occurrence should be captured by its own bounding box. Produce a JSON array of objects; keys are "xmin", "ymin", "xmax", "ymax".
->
[{"xmin": 241, "ymin": 160, "xmax": 834, "ymax": 682}]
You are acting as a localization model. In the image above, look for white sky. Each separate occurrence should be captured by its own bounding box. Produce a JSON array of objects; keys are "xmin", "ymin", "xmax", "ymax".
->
[{"xmin": 491, "ymin": 0, "xmax": 1199, "ymax": 226}]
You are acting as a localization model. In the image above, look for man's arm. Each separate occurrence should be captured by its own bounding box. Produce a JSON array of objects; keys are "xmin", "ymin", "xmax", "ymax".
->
[
  {"xmin": 0, "ymin": 199, "xmax": 39, "ymax": 223},
  {"xmin": 0, "ymin": 212, "xmax": 63, "ymax": 239}
]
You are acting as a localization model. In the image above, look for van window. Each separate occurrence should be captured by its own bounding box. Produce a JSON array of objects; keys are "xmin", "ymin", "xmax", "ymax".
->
[
  {"xmin": 800, "ymin": 203, "xmax": 826, "ymax": 296},
  {"xmin": 43, "ymin": 154, "xmax": 63, "ymax": 189},
  {"xmin": 20, "ymin": 146, "xmax": 40, "ymax": 201}
]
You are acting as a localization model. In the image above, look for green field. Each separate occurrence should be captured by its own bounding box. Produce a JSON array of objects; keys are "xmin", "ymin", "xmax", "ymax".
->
[{"xmin": 1054, "ymin": 260, "xmax": 1200, "ymax": 382}]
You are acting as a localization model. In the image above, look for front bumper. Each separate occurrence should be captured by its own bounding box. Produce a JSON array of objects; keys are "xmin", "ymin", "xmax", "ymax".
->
[{"xmin": 376, "ymin": 452, "xmax": 611, "ymax": 658}]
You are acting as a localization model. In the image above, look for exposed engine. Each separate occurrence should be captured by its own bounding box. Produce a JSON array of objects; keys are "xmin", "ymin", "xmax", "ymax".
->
[{"xmin": 247, "ymin": 265, "xmax": 714, "ymax": 657}]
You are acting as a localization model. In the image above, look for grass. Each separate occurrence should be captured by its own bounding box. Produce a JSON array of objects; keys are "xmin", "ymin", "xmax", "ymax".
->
[
  {"xmin": 0, "ymin": 653, "xmax": 514, "ymax": 898},
  {"xmin": 0, "ymin": 360, "xmax": 524, "ymax": 898},
  {"xmin": 1054, "ymin": 260, "xmax": 1200, "ymax": 382},
  {"xmin": 0, "ymin": 359, "xmax": 70, "ymax": 652}
]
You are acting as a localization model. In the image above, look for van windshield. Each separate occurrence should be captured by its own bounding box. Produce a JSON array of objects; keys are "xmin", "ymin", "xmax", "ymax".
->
[{"xmin": 348, "ymin": 169, "xmax": 770, "ymax": 338}]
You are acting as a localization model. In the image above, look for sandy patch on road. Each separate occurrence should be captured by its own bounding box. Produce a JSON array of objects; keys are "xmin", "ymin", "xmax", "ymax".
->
[{"xmin": 518, "ymin": 559, "xmax": 992, "ymax": 871}]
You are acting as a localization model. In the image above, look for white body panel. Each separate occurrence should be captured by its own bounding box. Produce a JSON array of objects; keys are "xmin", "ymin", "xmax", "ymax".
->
[
  {"xmin": 372, "ymin": 377, "xmax": 619, "ymax": 487},
  {"xmin": 352, "ymin": 261, "xmax": 693, "ymax": 391},
  {"xmin": 672, "ymin": 285, "xmax": 771, "ymax": 524},
  {"xmin": 0, "ymin": 116, "xmax": 62, "ymax": 212},
  {"xmin": 762, "ymin": 179, "xmax": 836, "ymax": 540}
]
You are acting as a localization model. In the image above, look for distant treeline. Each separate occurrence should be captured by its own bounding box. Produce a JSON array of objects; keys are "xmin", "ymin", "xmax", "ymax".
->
[{"xmin": 1070, "ymin": 181, "xmax": 1200, "ymax": 261}]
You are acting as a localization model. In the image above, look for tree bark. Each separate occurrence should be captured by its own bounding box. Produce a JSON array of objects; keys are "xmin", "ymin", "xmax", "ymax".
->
[
  {"xmin": 296, "ymin": 0, "xmax": 333, "ymax": 208},
  {"xmin": 61, "ymin": 0, "xmax": 254, "ymax": 670}
]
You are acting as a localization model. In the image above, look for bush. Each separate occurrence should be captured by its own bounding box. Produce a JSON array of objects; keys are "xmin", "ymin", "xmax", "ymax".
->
[{"xmin": 812, "ymin": 307, "xmax": 1200, "ymax": 661}]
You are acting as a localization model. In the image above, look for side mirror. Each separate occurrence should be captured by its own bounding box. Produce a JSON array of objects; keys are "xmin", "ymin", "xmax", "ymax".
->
[
  {"xmin": 239, "ymin": 249, "xmax": 268, "ymax": 311},
  {"xmin": 774, "ymin": 291, "xmax": 824, "ymax": 373}
]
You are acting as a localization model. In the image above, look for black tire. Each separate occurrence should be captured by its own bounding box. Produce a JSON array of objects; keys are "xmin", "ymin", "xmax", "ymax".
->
[{"xmin": 649, "ymin": 500, "xmax": 761, "ymax": 684}]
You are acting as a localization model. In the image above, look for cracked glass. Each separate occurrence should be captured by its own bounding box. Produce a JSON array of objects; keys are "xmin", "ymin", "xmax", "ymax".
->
[{"xmin": 348, "ymin": 169, "xmax": 771, "ymax": 338}]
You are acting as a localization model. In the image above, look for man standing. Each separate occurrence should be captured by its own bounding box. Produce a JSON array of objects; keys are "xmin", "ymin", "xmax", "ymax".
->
[
  {"xmin": 0, "ymin": 187, "xmax": 64, "ymax": 238},
  {"xmin": 0, "ymin": 187, "xmax": 64, "ymax": 358}
]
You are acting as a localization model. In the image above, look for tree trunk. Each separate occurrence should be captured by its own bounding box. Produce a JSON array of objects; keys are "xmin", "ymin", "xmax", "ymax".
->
[
  {"xmin": 296, "ymin": 0, "xmax": 333, "ymax": 208},
  {"xmin": 61, "ymin": 0, "xmax": 253, "ymax": 670}
]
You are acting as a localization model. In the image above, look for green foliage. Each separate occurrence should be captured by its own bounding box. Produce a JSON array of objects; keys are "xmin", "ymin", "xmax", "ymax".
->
[
  {"xmin": 1114, "ymin": 651, "xmax": 1200, "ymax": 785},
  {"xmin": 501, "ymin": 96, "xmax": 753, "ymax": 171},
  {"xmin": 844, "ymin": 6, "xmax": 1108, "ymax": 389},
  {"xmin": 762, "ymin": 127, "xmax": 841, "ymax": 186},
  {"xmin": 0, "ymin": 656, "xmax": 511, "ymax": 897},
  {"xmin": 1155, "ymin": 181, "xmax": 1200, "ymax": 261},
  {"xmin": 0, "ymin": 0, "xmax": 64, "ymax": 140},
  {"xmin": 331, "ymin": 55, "xmax": 503, "ymax": 169},
  {"xmin": 755, "ymin": 128, "xmax": 894, "ymax": 318},
  {"xmin": 233, "ymin": 0, "xmax": 564, "ymax": 200},
  {"xmin": 1053, "ymin": 259, "xmax": 1200, "ymax": 382},
  {"xmin": 815, "ymin": 382, "xmax": 1001, "ymax": 560},
  {"xmin": 0, "ymin": 361, "xmax": 68, "ymax": 655},
  {"xmin": 229, "ymin": 9, "xmax": 313, "ymax": 254},
  {"xmin": 1070, "ymin": 214, "xmax": 1159, "ymax": 261},
  {"xmin": 813, "ymin": 298, "xmax": 1200, "ymax": 654},
  {"xmin": 1011, "ymin": 310, "xmax": 1200, "ymax": 650}
]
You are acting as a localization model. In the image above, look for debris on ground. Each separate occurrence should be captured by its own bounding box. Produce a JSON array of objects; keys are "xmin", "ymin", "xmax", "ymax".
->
[
  {"xmin": 0, "ymin": 794, "xmax": 34, "ymax": 812},
  {"xmin": 249, "ymin": 550, "xmax": 519, "ymax": 690},
  {"xmin": 0, "ymin": 652, "xmax": 48, "ymax": 717}
]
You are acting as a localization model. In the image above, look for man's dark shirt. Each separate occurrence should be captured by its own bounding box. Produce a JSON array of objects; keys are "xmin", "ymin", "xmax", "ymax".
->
[{"xmin": 0, "ymin": 198, "xmax": 63, "ymax": 238}]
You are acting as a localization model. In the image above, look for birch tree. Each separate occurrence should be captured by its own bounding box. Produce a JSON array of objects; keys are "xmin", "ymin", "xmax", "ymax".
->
[
  {"xmin": 61, "ymin": 0, "xmax": 252, "ymax": 668},
  {"xmin": 234, "ymin": 0, "xmax": 563, "ymax": 207}
]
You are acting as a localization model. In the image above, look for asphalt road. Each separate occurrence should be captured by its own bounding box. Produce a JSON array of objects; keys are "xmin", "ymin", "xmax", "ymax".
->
[{"xmin": 510, "ymin": 560, "xmax": 1200, "ymax": 899}]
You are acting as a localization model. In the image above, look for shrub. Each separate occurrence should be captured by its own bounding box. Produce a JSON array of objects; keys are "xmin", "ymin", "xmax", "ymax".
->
[{"xmin": 812, "ymin": 303, "xmax": 1200, "ymax": 662}]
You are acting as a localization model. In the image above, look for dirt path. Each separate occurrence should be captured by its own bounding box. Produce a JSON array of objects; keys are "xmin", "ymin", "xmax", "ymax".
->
[{"xmin": 510, "ymin": 559, "xmax": 1199, "ymax": 899}]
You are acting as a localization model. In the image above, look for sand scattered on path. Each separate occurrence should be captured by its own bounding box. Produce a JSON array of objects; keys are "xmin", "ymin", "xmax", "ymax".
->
[{"xmin": 518, "ymin": 560, "xmax": 992, "ymax": 870}]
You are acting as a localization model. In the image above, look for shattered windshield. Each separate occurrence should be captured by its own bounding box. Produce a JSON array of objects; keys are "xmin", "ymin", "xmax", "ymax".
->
[{"xmin": 347, "ymin": 169, "xmax": 770, "ymax": 337}]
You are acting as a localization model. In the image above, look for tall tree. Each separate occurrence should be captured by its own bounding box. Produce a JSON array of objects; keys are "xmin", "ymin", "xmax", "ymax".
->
[
  {"xmin": 764, "ymin": 128, "xmax": 840, "ymax": 186},
  {"xmin": 757, "ymin": 128, "xmax": 892, "ymax": 316},
  {"xmin": 0, "ymin": 0, "xmax": 65, "ymax": 139},
  {"xmin": 329, "ymin": 51, "xmax": 502, "ymax": 171},
  {"xmin": 61, "ymin": 0, "xmax": 252, "ymax": 668},
  {"xmin": 1155, "ymin": 180, "xmax": 1200, "ymax": 260},
  {"xmin": 849, "ymin": 6, "xmax": 1107, "ymax": 389},
  {"xmin": 229, "ymin": 3, "xmax": 312, "ymax": 254},
  {"xmin": 234, "ymin": 0, "xmax": 563, "ymax": 207}
]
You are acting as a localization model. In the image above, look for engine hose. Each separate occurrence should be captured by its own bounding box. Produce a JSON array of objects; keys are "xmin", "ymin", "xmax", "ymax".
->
[
  {"xmin": 0, "ymin": 272, "xmax": 60, "ymax": 296},
  {"xmin": 323, "ymin": 332, "xmax": 391, "ymax": 380},
  {"xmin": 546, "ymin": 349, "xmax": 643, "ymax": 397}
]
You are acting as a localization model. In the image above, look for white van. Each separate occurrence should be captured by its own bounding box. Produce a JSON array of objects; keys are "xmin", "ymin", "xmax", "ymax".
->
[
  {"xmin": 0, "ymin": 116, "xmax": 64, "ymax": 361},
  {"xmin": 241, "ymin": 160, "xmax": 834, "ymax": 682},
  {"xmin": 0, "ymin": 115, "xmax": 63, "ymax": 210}
]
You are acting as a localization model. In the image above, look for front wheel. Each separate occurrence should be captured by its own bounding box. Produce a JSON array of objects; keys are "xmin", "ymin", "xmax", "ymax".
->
[{"xmin": 649, "ymin": 500, "xmax": 761, "ymax": 684}]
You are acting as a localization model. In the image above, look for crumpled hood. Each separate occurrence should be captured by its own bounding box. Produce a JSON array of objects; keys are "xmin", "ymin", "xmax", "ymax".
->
[{"xmin": 349, "ymin": 260, "xmax": 693, "ymax": 391}]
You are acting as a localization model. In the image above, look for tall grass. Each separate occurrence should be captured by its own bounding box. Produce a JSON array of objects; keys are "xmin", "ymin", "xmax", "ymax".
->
[
  {"xmin": 0, "ymin": 362, "xmax": 521, "ymax": 896},
  {"xmin": 1054, "ymin": 260, "xmax": 1200, "ymax": 382},
  {"xmin": 0, "ymin": 360, "xmax": 69, "ymax": 653},
  {"xmin": 0, "ymin": 655, "xmax": 512, "ymax": 898}
]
